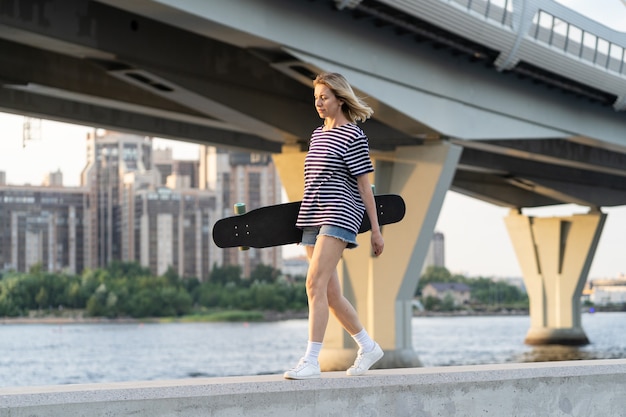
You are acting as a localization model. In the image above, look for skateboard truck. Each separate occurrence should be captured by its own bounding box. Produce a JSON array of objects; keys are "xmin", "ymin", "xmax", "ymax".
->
[{"xmin": 233, "ymin": 203, "xmax": 250, "ymax": 251}]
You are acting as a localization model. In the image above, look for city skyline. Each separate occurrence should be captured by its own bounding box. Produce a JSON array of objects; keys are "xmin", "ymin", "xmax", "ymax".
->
[
  {"xmin": 1, "ymin": 112, "xmax": 624, "ymax": 280},
  {"xmin": 0, "ymin": 127, "xmax": 284, "ymax": 278}
]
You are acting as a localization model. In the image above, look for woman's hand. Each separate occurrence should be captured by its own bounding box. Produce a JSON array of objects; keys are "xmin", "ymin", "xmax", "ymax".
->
[
  {"xmin": 371, "ymin": 228, "xmax": 384, "ymax": 256},
  {"xmin": 356, "ymin": 174, "xmax": 384, "ymax": 256}
]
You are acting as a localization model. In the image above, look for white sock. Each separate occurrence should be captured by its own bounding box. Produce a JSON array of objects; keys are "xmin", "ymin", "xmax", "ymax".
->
[
  {"xmin": 304, "ymin": 341, "xmax": 322, "ymax": 363},
  {"xmin": 351, "ymin": 328, "xmax": 375, "ymax": 352}
]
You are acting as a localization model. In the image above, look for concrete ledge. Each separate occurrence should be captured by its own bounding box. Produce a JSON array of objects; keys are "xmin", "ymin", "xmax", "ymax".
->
[{"xmin": 1, "ymin": 360, "xmax": 626, "ymax": 416}]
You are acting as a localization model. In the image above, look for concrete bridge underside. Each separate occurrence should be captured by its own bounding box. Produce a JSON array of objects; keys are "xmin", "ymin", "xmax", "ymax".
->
[{"xmin": 1, "ymin": 0, "xmax": 626, "ymax": 366}]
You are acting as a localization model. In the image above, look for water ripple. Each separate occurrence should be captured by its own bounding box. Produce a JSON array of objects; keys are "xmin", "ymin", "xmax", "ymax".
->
[{"xmin": 0, "ymin": 312, "xmax": 624, "ymax": 387}]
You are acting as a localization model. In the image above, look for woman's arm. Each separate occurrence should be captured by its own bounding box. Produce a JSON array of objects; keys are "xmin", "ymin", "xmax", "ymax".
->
[{"xmin": 357, "ymin": 174, "xmax": 384, "ymax": 256}]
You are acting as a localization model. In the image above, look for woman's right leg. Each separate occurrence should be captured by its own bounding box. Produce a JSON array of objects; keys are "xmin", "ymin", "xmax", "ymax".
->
[{"xmin": 305, "ymin": 236, "xmax": 346, "ymax": 343}]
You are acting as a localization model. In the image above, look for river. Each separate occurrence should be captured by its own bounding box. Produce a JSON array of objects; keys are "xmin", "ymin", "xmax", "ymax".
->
[{"xmin": 1, "ymin": 312, "xmax": 624, "ymax": 388}]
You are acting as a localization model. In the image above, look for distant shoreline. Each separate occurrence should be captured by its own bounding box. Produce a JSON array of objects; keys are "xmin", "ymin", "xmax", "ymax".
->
[
  {"xmin": 413, "ymin": 307, "xmax": 625, "ymax": 317},
  {"xmin": 0, "ymin": 316, "xmax": 149, "ymax": 325},
  {"xmin": 4, "ymin": 308, "xmax": 622, "ymax": 325},
  {"xmin": 1, "ymin": 310, "xmax": 523, "ymax": 325},
  {"xmin": 0, "ymin": 310, "xmax": 309, "ymax": 325},
  {"xmin": 413, "ymin": 309, "xmax": 529, "ymax": 317}
]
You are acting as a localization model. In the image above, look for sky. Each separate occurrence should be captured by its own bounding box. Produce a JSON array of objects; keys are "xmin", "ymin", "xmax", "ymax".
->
[{"xmin": 0, "ymin": 1, "xmax": 625, "ymax": 280}]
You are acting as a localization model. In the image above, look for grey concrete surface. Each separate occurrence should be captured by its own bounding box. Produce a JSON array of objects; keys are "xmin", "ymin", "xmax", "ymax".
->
[{"xmin": 1, "ymin": 359, "xmax": 625, "ymax": 416}]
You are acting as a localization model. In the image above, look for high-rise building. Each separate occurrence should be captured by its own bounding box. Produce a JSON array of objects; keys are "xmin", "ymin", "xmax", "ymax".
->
[
  {"xmin": 81, "ymin": 130, "xmax": 154, "ymax": 269},
  {"xmin": 431, "ymin": 231, "xmax": 445, "ymax": 267},
  {"xmin": 199, "ymin": 146, "xmax": 283, "ymax": 277},
  {"xmin": 1, "ymin": 131, "xmax": 284, "ymax": 279},
  {"xmin": 127, "ymin": 187, "xmax": 216, "ymax": 279},
  {"xmin": 422, "ymin": 231, "xmax": 445, "ymax": 275},
  {"xmin": 0, "ymin": 185, "xmax": 89, "ymax": 274},
  {"xmin": 43, "ymin": 169, "xmax": 63, "ymax": 187},
  {"xmin": 153, "ymin": 148, "xmax": 174, "ymax": 185},
  {"xmin": 154, "ymin": 148, "xmax": 200, "ymax": 188}
]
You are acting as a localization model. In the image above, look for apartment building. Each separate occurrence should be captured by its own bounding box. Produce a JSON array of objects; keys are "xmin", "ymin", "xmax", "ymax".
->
[{"xmin": 0, "ymin": 184, "xmax": 89, "ymax": 274}]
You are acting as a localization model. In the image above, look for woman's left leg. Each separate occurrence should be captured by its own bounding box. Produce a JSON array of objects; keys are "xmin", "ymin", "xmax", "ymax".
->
[
  {"xmin": 327, "ymin": 269, "xmax": 363, "ymax": 335},
  {"xmin": 284, "ymin": 235, "xmax": 345, "ymax": 380},
  {"xmin": 326, "ymin": 255, "xmax": 384, "ymax": 376}
]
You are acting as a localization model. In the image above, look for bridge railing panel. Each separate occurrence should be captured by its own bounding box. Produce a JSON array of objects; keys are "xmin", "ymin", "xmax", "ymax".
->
[
  {"xmin": 531, "ymin": 10, "xmax": 626, "ymax": 75},
  {"xmin": 443, "ymin": 0, "xmax": 626, "ymax": 76},
  {"xmin": 448, "ymin": 0, "xmax": 513, "ymax": 27}
]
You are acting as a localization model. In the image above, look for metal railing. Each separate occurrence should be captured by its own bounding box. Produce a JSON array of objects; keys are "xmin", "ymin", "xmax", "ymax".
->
[
  {"xmin": 531, "ymin": 9, "xmax": 626, "ymax": 75},
  {"xmin": 448, "ymin": 0, "xmax": 514, "ymax": 27},
  {"xmin": 445, "ymin": 0, "xmax": 626, "ymax": 75}
]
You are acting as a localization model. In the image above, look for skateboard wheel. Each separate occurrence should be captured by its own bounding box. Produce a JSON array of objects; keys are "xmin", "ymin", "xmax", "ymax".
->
[{"xmin": 234, "ymin": 203, "xmax": 246, "ymax": 215}]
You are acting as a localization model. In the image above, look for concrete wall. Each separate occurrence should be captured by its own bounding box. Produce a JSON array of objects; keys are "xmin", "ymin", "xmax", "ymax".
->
[{"xmin": 1, "ymin": 360, "xmax": 625, "ymax": 416}]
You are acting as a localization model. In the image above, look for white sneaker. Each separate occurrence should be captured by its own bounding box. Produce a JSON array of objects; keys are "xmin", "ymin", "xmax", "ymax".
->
[
  {"xmin": 346, "ymin": 343, "xmax": 383, "ymax": 376},
  {"xmin": 284, "ymin": 358, "xmax": 321, "ymax": 380}
]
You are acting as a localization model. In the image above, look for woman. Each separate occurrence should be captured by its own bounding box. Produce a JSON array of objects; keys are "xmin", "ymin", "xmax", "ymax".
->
[{"xmin": 284, "ymin": 72, "xmax": 384, "ymax": 380}]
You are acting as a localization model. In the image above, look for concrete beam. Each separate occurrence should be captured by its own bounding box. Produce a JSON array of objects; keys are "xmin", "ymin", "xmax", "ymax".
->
[
  {"xmin": 451, "ymin": 170, "xmax": 564, "ymax": 208},
  {"xmin": 0, "ymin": 88, "xmax": 280, "ymax": 153},
  {"xmin": 2, "ymin": 360, "xmax": 625, "ymax": 416},
  {"xmin": 468, "ymin": 138, "xmax": 626, "ymax": 175}
]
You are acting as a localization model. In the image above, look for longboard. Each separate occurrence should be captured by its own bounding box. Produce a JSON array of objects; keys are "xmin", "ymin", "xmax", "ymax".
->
[{"xmin": 212, "ymin": 194, "xmax": 405, "ymax": 249}]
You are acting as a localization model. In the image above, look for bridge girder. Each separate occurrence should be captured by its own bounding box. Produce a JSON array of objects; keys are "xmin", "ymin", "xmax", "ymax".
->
[{"xmin": 0, "ymin": 0, "xmax": 625, "ymax": 207}]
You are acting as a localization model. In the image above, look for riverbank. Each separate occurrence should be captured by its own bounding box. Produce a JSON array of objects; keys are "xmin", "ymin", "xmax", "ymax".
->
[
  {"xmin": 413, "ymin": 309, "xmax": 529, "ymax": 317},
  {"xmin": 0, "ymin": 315, "xmax": 153, "ymax": 325},
  {"xmin": 0, "ymin": 309, "xmax": 309, "ymax": 325},
  {"xmin": 1, "ymin": 309, "xmax": 525, "ymax": 325},
  {"xmin": 5, "ymin": 307, "xmax": 622, "ymax": 325}
]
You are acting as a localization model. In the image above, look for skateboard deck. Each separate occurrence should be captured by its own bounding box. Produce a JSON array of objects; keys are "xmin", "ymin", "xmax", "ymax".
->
[{"xmin": 212, "ymin": 194, "xmax": 405, "ymax": 249}]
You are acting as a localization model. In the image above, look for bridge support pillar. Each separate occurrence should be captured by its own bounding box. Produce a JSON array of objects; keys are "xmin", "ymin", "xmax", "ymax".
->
[
  {"xmin": 275, "ymin": 142, "xmax": 462, "ymax": 370},
  {"xmin": 504, "ymin": 210, "xmax": 606, "ymax": 346}
]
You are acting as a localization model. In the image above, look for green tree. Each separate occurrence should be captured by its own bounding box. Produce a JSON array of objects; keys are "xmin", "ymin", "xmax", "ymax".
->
[
  {"xmin": 441, "ymin": 293, "xmax": 456, "ymax": 312},
  {"xmin": 467, "ymin": 278, "xmax": 527, "ymax": 307},
  {"xmin": 105, "ymin": 261, "xmax": 152, "ymax": 280},
  {"xmin": 210, "ymin": 264, "xmax": 242, "ymax": 286},
  {"xmin": 86, "ymin": 283, "xmax": 110, "ymax": 317},
  {"xmin": 251, "ymin": 283, "xmax": 286, "ymax": 310},
  {"xmin": 194, "ymin": 282, "xmax": 222, "ymax": 308},
  {"xmin": 0, "ymin": 261, "xmax": 309, "ymax": 318},
  {"xmin": 423, "ymin": 295, "xmax": 440, "ymax": 311},
  {"xmin": 162, "ymin": 266, "xmax": 181, "ymax": 286},
  {"xmin": 417, "ymin": 266, "xmax": 467, "ymax": 295},
  {"xmin": 250, "ymin": 264, "xmax": 281, "ymax": 284},
  {"xmin": 35, "ymin": 287, "xmax": 49, "ymax": 309}
]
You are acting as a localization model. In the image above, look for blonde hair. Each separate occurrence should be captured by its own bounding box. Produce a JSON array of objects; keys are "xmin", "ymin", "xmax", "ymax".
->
[{"xmin": 313, "ymin": 72, "xmax": 374, "ymax": 123}]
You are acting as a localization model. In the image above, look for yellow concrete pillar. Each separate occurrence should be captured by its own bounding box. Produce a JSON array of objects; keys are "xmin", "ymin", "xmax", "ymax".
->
[
  {"xmin": 273, "ymin": 142, "xmax": 462, "ymax": 370},
  {"xmin": 272, "ymin": 144, "xmax": 306, "ymax": 201},
  {"xmin": 504, "ymin": 209, "xmax": 606, "ymax": 345}
]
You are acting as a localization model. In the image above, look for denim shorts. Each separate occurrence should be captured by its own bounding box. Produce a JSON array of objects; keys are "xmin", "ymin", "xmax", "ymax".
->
[{"xmin": 301, "ymin": 225, "xmax": 358, "ymax": 249}]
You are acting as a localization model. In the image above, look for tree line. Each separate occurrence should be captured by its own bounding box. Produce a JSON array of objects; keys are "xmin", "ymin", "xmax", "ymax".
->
[
  {"xmin": 417, "ymin": 266, "xmax": 529, "ymax": 312},
  {"xmin": 0, "ymin": 261, "xmax": 307, "ymax": 318},
  {"xmin": 0, "ymin": 262, "xmax": 529, "ymax": 319}
]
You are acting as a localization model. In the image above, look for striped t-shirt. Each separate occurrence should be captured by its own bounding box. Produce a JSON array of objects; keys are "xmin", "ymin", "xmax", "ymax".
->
[{"xmin": 296, "ymin": 123, "xmax": 374, "ymax": 235}]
